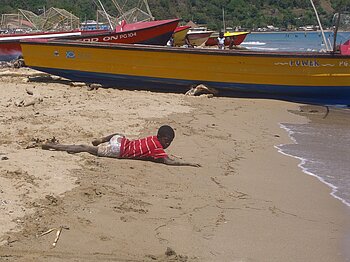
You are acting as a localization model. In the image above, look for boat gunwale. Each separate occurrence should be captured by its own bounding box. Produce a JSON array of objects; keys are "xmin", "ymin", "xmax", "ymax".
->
[
  {"xmin": 187, "ymin": 31, "xmax": 214, "ymax": 36},
  {"xmin": 174, "ymin": 25, "xmax": 191, "ymax": 33},
  {"xmin": 210, "ymin": 31, "xmax": 251, "ymax": 37},
  {"xmin": 0, "ymin": 30, "xmax": 86, "ymax": 39},
  {"xmin": 20, "ymin": 39, "xmax": 350, "ymax": 59},
  {"xmin": 67, "ymin": 18, "xmax": 180, "ymax": 39}
]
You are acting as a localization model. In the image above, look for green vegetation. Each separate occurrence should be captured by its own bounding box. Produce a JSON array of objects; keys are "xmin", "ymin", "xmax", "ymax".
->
[{"xmin": 1, "ymin": 0, "xmax": 349, "ymax": 30}]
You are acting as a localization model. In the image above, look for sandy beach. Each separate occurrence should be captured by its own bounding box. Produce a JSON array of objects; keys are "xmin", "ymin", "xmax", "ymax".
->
[{"xmin": 0, "ymin": 67, "xmax": 349, "ymax": 261}]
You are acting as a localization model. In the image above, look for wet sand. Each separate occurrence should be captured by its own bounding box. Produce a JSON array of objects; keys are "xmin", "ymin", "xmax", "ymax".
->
[
  {"xmin": 280, "ymin": 105, "xmax": 350, "ymax": 207},
  {"xmin": 0, "ymin": 68, "xmax": 349, "ymax": 261}
]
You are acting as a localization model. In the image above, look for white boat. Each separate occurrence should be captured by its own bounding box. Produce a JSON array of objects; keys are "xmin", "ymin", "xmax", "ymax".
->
[{"xmin": 187, "ymin": 27, "xmax": 214, "ymax": 46}]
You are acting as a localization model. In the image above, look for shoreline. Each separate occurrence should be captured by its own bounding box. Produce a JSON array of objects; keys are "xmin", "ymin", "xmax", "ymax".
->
[
  {"xmin": 283, "ymin": 105, "xmax": 350, "ymax": 208},
  {"xmin": 277, "ymin": 123, "xmax": 350, "ymax": 208},
  {"xmin": 0, "ymin": 68, "xmax": 349, "ymax": 261}
]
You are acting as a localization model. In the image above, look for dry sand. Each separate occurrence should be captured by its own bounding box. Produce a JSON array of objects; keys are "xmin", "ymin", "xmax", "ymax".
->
[{"xmin": 0, "ymin": 68, "xmax": 349, "ymax": 261}]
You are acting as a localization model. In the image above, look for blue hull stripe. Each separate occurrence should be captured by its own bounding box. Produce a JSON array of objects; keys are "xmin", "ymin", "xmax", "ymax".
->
[
  {"xmin": 0, "ymin": 54, "xmax": 19, "ymax": 61},
  {"xmin": 31, "ymin": 67, "xmax": 350, "ymax": 106}
]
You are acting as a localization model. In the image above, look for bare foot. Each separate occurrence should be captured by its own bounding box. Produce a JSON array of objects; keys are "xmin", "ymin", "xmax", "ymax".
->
[{"xmin": 42, "ymin": 142, "xmax": 56, "ymax": 150}]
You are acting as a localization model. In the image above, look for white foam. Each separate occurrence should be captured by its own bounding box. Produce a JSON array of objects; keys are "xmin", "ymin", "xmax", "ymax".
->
[
  {"xmin": 276, "ymin": 123, "xmax": 350, "ymax": 208},
  {"xmin": 241, "ymin": 41, "xmax": 266, "ymax": 45},
  {"xmin": 244, "ymin": 47, "xmax": 280, "ymax": 51}
]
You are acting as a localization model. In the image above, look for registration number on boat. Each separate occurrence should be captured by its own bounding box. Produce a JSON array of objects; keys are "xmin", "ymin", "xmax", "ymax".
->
[{"xmin": 82, "ymin": 32, "xmax": 137, "ymax": 42}]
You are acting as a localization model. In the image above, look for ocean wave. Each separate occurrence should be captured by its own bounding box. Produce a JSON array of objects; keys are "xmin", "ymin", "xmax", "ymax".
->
[
  {"xmin": 241, "ymin": 41, "xmax": 266, "ymax": 45},
  {"xmin": 244, "ymin": 46, "xmax": 280, "ymax": 51},
  {"xmin": 277, "ymin": 123, "xmax": 350, "ymax": 208}
]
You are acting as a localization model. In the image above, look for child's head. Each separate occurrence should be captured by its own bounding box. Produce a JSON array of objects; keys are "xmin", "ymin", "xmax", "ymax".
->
[
  {"xmin": 219, "ymin": 31, "xmax": 224, "ymax": 38},
  {"xmin": 157, "ymin": 125, "xmax": 175, "ymax": 149}
]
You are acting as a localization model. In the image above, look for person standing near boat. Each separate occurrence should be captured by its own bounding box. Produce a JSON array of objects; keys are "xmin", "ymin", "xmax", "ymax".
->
[
  {"xmin": 184, "ymin": 34, "xmax": 193, "ymax": 48},
  {"xmin": 228, "ymin": 35, "xmax": 236, "ymax": 49},
  {"xmin": 217, "ymin": 32, "xmax": 225, "ymax": 50},
  {"xmin": 167, "ymin": 34, "xmax": 175, "ymax": 47}
]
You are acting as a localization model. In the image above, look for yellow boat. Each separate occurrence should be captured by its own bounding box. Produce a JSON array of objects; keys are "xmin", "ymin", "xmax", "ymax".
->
[
  {"xmin": 20, "ymin": 39, "xmax": 350, "ymax": 105},
  {"xmin": 173, "ymin": 26, "xmax": 191, "ymax": 46}
]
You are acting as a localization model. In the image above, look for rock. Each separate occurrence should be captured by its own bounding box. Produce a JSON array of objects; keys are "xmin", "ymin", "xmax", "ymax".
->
[
  {"xmin": 165, "ymin": 247, "xmax": 177, "ymax": 257},
  {"xmin": 14, "ymin": 96, "xmax": 43, "ymax": 107},
  {"xmin": 87, "ymin": 83, "xmax": 102, "ymax": 91},
  {"xmin": 25, "ymin": 87, "xmax": 34, "ymax": 95},
  {"xmin": 23, "ymin": 96, "xmax": 43, "ymax": 107}
]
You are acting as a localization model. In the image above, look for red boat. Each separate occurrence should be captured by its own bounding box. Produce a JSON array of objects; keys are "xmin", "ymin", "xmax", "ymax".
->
[
  {"xmin": 340, "ymin": 39, "xmax": 350, "ymax": 55},
  {"xmin": 205, "ymin": 31, "xmax": 250, "ymax": 46},
  {"xmin": 76, "ymin": 19, "xmax": 179, "ymax": 45},
  {"xmin": 0, "ymin": 19, "xmax": 180, "ymax": 61},
  {"xmin": 0, "ymin": 30, "xmax": 106, "ymax": 61}
]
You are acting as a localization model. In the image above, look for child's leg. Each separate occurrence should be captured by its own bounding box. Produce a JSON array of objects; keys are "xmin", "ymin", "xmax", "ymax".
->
[
  {"xmin": 92, "ymin": 133, "xmax": 124, "ymax": 146},
  {"xmin": 91, "ymin": 138, "xmax": 103, "ymax": 146},
  {"xmin": 42, "ymin": 143, "xmax": 98, "ymax": 156}
]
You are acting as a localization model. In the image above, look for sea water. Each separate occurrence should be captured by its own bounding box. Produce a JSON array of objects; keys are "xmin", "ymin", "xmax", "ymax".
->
[
  {"xmin": 277, "ymin": 118, "xmax": 350, "ymax": 207},
  {"xmin": 242, "ymin": 32, "xmax": 350, "ymax": 208},
  {"xmin": 241, "ymin": 31, "xmax": 350, "ymax": 52},
  {"xmin": 277, "ymin": 112, "xmax": 350, "ymax": 260}
]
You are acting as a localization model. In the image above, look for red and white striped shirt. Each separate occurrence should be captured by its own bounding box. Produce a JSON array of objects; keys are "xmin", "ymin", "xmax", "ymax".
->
[{"xmin": 119, "ymin": 136, "xmax": 168, "ymax": 160}]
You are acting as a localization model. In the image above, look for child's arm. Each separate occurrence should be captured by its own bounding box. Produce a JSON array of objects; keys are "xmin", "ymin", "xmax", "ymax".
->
[{"xmin": 160, "ymin": 156, "xmax": 201, "ymax": 167}]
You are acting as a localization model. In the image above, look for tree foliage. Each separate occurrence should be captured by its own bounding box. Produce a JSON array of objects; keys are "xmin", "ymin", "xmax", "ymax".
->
[{"xmin": 1, "ymin": 0, "xmax": 349, "ymax": 30}]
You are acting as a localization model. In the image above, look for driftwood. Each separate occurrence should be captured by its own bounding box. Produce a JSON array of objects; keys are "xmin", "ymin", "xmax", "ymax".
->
[
  {"xmin": 0, "ymin": 61, "xmax": 13, "ymax": 69},
  {"xmin": 0, "ymin": 58, "xmax": 24, "ymax": 69},
  {"xmin": 70, "ymin": 82, "xmax": 101, "ymax": 91},
  {"xmin": 27, "ymin": 75, "xmax": 65, "ymax": 83},
  {"xmin": 14, "ymin": 96, "xmax": 43, "ymax": 107},
  {"xmin": 14, "ymin": 87, "xmax": 43, "ymax": 107},
  {"xmin": 37, "ymin": 226, "xmax": 69, "ymax": 248},
  {"xmin": 0, "ymin": 69, "xmax": 47, "ymax": 78},
  {"xmin": 70, "ymin": 82, "xmax": 87, "ymax": 87},
  {"xmin": 185, "ymin": 84, "xmax": 218, "ymax": 97}
]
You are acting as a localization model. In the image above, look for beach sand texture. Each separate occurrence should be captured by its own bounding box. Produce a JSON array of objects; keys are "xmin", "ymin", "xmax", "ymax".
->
[{"xmin": 0, "ymin": 68, "xmax": 349, "ymax": 261}]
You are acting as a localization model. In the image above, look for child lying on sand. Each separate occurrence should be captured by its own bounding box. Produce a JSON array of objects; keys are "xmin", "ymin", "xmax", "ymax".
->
[{"xmin": 42, "ymin": 125, "xmax": 200, "ymax": 167}]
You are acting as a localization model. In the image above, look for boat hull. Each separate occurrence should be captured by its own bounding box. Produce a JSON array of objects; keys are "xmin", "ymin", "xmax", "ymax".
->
[
  {"xmin": 187, "ymin": 31, "xmax": 213, "ymax": 46},
  {"xmin": 205, "ymin": 32, "xmax": 250, "ymax": 46},
  {"xmin": 0, "ymin": 31, "xmax": 86, "ymax": 61},
  {"xmin": 173, "ymin": 26, "xmax": 191, "ymax": 46},
  {"xmin": 75, "ymin": 19, "xmax": 179, "ymax": 46},
  {"xmin": 0, "ymin": 42, "xmax": 22, "ymax": 61},
  {"xmin": 20, "ymin": 40, "xmax": 350, "ymax": 105},
  {"xmin": 0, "ymin": 19, "xmax": 179, "ymax": 61}
]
